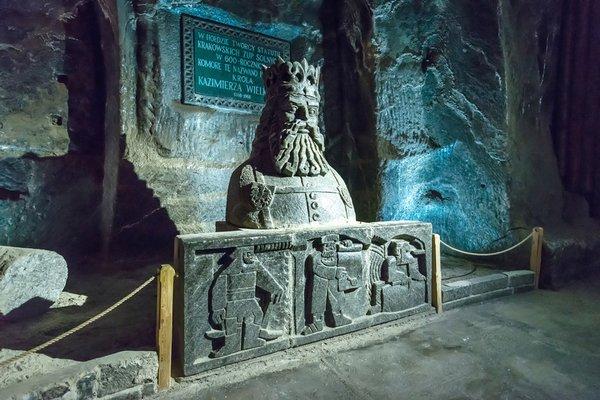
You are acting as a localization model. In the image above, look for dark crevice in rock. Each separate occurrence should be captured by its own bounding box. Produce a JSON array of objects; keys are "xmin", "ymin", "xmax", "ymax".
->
[
  {"xmin": 320, "ymin": 0, "xmax": 379, "ymax": 221},
  {"xmin": 0, "ymin": 188, "xmax": 28, "ymax": 201},
  {"xmin": 420, "ymin": 48, "xmax": 440, "ymax": 72},
  {"xmin": 424, "ymin": 189, "xmax": 445, "ymax": 203},
  {"xmin": 551, "ymin": 0, "xmax": 600, "ymax": 217},
  {"xmin": 63, "ymin": 0, "xmax": 106, "ymax": 155}
]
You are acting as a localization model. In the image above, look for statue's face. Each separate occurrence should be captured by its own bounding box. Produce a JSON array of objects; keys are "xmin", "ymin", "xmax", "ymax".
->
[
  {"xmin": 390, "ymin": 240, "xmax": 406, "ymax": 255},
  {"xmin": 242, "ymin": 251, "xmax": 256, "ymax": 264},
  {"xmin": 322, "ymin": 241, "xmax": 336, "ymax": 257},
  {"xmin": 268, "ymin": 92, "xmax": 328, "ymax": 177},
  {"xmin": 283, "ymin": 95, "xmax": 320, "ymax": 136}
]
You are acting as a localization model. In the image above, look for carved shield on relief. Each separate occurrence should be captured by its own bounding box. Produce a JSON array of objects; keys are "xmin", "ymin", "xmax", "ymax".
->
[
  {"xmin": 338, "ymin": 241, "xmax": 369, "ymax": 319},
  {"xmin": 337, "ymin": 242, "xmax": 363, "ymax": 291}
]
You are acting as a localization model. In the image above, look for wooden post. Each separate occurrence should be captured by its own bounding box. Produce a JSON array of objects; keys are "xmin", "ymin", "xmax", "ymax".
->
[
  {"xmin": 432, "ymin": 234, "xmax": 443, "ymax": 313},
  {"xmin": 157, "ymin": 264, "xmax": 175, "ymax": 390},
  {"xmin": 529, "ymin": 227, "xmax": 544, "ymax": 289}
]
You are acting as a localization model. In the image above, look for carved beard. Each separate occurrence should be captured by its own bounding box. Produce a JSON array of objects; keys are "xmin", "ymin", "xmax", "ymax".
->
[{"xmin": 269, "ymin": 120, "xmax": 329, "ymax": 177}]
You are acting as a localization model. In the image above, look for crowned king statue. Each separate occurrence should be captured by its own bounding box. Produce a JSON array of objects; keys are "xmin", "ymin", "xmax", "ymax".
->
[{"xmin": 226, "ymin": 58, "xmax": 357, "ymax": 229}]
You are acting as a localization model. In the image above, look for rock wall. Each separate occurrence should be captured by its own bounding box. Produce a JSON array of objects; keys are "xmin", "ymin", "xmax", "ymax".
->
[
  {"xmin": 374, "ymin": 0, "xmax": 511, "ymax": 251},
  {"xmin": 116, "ymin": 1, "xmax": 322, "ymax": 241},
  {"xmin": 499, "ymin": 0, "xmax": 565, "ymax": 228},
  {"xmin": 499, "ymin": 0, "xmax": 600, "ymax": 286},
  {"xmin": 371, "ymin": 0, "xmax": 600, "ymax": 283},
  {"xmin": 0, "ymin": 0, "xmax": 105, "ymax": 258},
  {"xmin": 1, "ymin": 0, "xmax": 598, "ymax": 283}
]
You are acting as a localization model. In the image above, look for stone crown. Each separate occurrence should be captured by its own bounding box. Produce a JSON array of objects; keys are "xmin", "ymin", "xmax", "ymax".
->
[{"xmin": 262, "ymin": 57, "xmax": 321, "ymax": 100}]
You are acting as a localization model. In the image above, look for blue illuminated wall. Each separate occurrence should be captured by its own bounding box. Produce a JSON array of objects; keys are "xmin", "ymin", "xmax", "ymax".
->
[{"xmin": 374, "ymin": 0, "xmax": 512, "ymax": 251}]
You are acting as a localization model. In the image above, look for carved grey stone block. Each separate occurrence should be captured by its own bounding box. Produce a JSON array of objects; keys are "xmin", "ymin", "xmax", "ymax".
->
[
  {"xmin": 468, "ymin": 273, "xmax": 509, "ymax": 295},
  {"xmin": 174, "ymin": 221, "xmax": 432, "ymax": 375},
  {"xmin": 503, "ymin": 270, "xmax": 534, "ymax": 288},
  {"xmin": 0, "ymin": 246, "xmax": 67, "ymax": 319},
  {"xmin": 442, "ymin": 280, "xmax": 472, "ymax": 303}
]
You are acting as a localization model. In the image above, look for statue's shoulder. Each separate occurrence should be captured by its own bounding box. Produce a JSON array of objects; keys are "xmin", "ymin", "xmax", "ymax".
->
[
  {"xmin": 229, "ymin": 162, "xmax": 257, "ymax": 188},
  {"xmin": 239, "ymin": 163, "xmax": 256, "ymax": 187},
  {"xmin": 327, "ymin": 166, "xmax": 346, "ymax": 186}
]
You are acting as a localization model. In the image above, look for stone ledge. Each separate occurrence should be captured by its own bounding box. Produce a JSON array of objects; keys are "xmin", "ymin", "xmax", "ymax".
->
[
  {"xmin": 442, "ymin": 288, "xmax": 514, "ymax": 311},
  {"xmin": 503, "ymin": 270, "xmax": 534, "ymax": 287},
  {"xmin": 469, "ymin": 273, "xmax": 509, "ymax": 295},
  {"xmin": 442, "ymin": 280, "xmax": 471, "ymax": 303},
  {"xmin": 442, "ymin": 269, "xmax": 534, "ymax": 305},
  {"xmin": 0, "ymin": 351, "xmax": 157, "ymax": 400}
]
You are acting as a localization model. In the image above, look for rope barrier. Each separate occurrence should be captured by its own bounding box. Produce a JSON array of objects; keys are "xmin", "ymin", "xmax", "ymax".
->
[
  {"xmin": 439, "ymin": 232, "xmax": 533, "ymax": 257},
  {"xmin": 0, "ymin": 275, "xmax": 156, "ymax": 369}
]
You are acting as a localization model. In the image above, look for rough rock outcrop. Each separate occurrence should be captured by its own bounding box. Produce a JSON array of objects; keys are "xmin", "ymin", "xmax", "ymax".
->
[
  {"xmin": 0, "ymin": 246, "xmax": 68, "ymax": 318},
  {"xmin": 1, "ymin": 350, "xmax": 157, "ymax": 400},
  {"xmin": 0, "ymin": 0, "xmax": 105, "ymax": 255},
  {"xmin": 373, "ymin": 0, "xmax": 510, "ymax": 251}
]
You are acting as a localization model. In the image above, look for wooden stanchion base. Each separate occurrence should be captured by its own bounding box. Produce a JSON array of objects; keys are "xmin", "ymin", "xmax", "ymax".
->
[
  {"xmin": 529, "ymin": 227, "xmax": 544, "ymax": 289},
  {"xmin": 432, "ymin": 234, "xmax": 443, "ymax": 313},
  {"xmin": 157, "ymin": 264, "xmax": 175, "ymax": 390}
]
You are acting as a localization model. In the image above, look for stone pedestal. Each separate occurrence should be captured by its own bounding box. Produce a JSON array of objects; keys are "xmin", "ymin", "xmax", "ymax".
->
[{"xmin": 174, "ymin": 221, "xmax": 432, "ymax": 375}]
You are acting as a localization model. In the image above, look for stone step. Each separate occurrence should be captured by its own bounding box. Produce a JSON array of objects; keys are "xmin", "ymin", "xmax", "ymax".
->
[
  {"xmin": 0, "ymin": 350, "xmax": 157, "ymax": 400},
  {"xmin": 442, "ymin": 270, "xmax": 534, "ymax": 310}
]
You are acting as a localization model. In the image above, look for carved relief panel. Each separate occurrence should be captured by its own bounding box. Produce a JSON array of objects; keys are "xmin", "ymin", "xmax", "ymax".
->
[{"xmin": 175, "ymin": 221, "xmax": 432, "ymax": 375}]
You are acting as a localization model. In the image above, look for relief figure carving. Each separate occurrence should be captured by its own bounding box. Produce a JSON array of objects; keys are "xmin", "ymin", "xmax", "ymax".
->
[
  {"xmin": 206, "ymin": 248, "xmax": 283, "ymax": 357},
  {"xmin": 368, "ymin": 238, "xmax": 426, "ymax": 314},
  {"xmin": 302, "ymin": 235, "xmax": 364, "ymax": 334}
]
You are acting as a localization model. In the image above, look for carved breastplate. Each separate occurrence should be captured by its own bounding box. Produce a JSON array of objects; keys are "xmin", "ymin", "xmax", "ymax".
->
[
  {"xmin": 253, "ymin": 168, "xmax": 355, "ymax": 228},
  {"xmin": 226, "ymin": 163, "xmax": 357, "ymax": 229},
  {"xmin": 226, "ymin": 271, "xmax": 257, "ymax": 301}
]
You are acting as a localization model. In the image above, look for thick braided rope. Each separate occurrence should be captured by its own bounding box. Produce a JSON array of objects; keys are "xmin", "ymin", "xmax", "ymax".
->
[
  {"xmin": 0, "ymin": 275, "xmax": 156, "ymax": 369},
  {"xmin": 440, "ymin": 232, "xmax": 533, "ymax": 257}
]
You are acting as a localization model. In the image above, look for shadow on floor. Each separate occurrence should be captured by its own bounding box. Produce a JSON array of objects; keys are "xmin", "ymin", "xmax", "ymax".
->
[{"xmin": 0, "ymin": 256, "xmax": 161, "ymax": 362}]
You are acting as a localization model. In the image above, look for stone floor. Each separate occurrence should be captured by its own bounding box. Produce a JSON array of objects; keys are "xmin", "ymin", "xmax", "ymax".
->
[
  {"xmin": 0, "ymin": 258, "xmax": 157, "ymax": 363},
  {"xmin": 156, "ymin": 270, "xmax": 600, "ymax": 400},
  {"xmin": 0, "ymin": 258, "xmax": 160, "ymax": 399}
]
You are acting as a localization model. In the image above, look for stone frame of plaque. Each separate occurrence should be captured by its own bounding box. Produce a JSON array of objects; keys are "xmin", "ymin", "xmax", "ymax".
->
[{"xmin": 181, "ymin": 14, "xmax": 291, "ymax": 112}]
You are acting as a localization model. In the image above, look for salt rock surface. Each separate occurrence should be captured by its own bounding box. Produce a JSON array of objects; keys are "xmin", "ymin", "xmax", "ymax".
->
[{"xmin": 0, "ymin": 246, "xmax": 68, "ymax": 318}]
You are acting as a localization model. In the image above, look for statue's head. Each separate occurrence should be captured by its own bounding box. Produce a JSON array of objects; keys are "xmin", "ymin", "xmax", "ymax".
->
[
  {"xmin": 389, "ymin": 240, "xmax": 410, "ymax": 260},
  {"xmin": 242, "ymin": 249, "xmax": 257, "ymax": 264},
  {"xmin": 318, "ymin": 234, "xmax": 339, "ymax": 257},
  {"xmin": 251, "ymin": 58, "xmax": 328, "ymax": 177}
]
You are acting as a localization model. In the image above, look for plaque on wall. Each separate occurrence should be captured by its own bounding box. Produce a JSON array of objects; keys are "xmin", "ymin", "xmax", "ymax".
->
[{"xmin": 181, "ymin": 15, "xmax": 291, "ymax": 112}]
